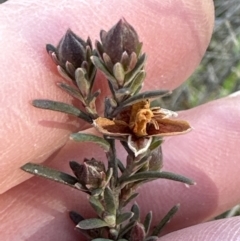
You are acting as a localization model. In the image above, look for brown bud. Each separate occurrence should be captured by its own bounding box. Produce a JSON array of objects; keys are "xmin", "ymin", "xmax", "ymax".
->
[
  {"xmin": 56, "ymin": 29, "xmax": 89, "ymax": 68},
  {"xmin": 46, "ymin": 29, "xmax": 94, "ymax": 81},
  {"xmin": 69, "ymin": 158, "xmax": 106, "ymax": 190},
  {"xmin": 100, "ymin": 18, "xmax": 141, "ymax": 64}
]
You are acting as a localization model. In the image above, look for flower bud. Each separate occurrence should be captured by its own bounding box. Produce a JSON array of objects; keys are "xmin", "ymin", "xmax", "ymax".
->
[
  {"xmin": 70, "ymin": 158, "xmax": 106, "ymax": 190},
  {"xmin": 100, "ymin": 18, "xmax": 141, "ymax": 64},
  {"xmin": 56, "ymin": 29, "xmax": 88, "ymax": 68},
  {"xmin": 46, "ymin": 29, "xmax": 94, "ymax": 81},
  {"xmin": 129, "ymin": 222, "xmax": 146, "ymax": 241}
]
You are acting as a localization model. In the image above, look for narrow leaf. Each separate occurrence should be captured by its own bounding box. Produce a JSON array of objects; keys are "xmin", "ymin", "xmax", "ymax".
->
[
  {"xmin": 130, "ymin": 203, "xmax": 140, "ymax": 222},
  {"xmin": 118, "ymin": 220, "xmax": 136, "ymax": 238},
  {"xmin": 117, "ymin": 159, "xmax": 125, "ymax": 173},
  {"xmin": 129, "ymin": 70, "xmax": 146, "ymax": 94},
  {"xmin": 57, "ymin": 82, "xmax": 85, "ymax": 103},
  {"xmin": 69, "ymin": 211, "xmax": 85, "ymax": 225},
  {"xmin": 21, "ymin": 163, "xmax": 83, "ymax": 190},
  {"xmin": 75, "ymin": 68, "xmax": 90, "ymax": 97},
  {"xmin": 149, "ymin": 138, "xmax": 163, "ymax": 151},
  {"xmin": 89, "ymin": 196, "xmax": 105, "ymax": 217},
  {"xmin": 77, "ymin": 218, "xmax": 108, "ymax": 229},
  {"xmin": 116, "ymin": 212, "xmax": 134, "ymax": 225},
  {"xmin": 143, "ymin": 211, "xmax": 152, "ymax": 235},
  {"xmin": 113, "ymin": 62, "xmax": 125, "ymax": 86},
  {"xmin": 91, "ymin": 56, "xmax": 118, "ymax": 88},
  {"xmin": 104, "ymin": 187, "xmax": 116, "ymax": 215},
  {"xmin": 122, "ymin": 193, "xmax": 139, "ymax": 207},
  {"xmin": 32, "ymin": 99, "xmax": 92, "ymax": 123},
  {"xmin": 124, "ymin": 53, "xmax": 147, "ymax": 86},
  {"xmin": 121, "ymin": 171, "xmax": 195, "ymax": 186},
  {"xmin": 151, "ymin": 204, "xmax": 180, "ymax": 236},
  {"xmin": 70, "ymin": 133, "xmax": 110, "ymax": 152}
]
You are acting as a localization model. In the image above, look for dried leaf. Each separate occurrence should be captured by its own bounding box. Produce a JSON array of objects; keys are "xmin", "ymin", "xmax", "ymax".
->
[
  {"xmin": 32, "ymin": 99, "xmax": 92, "ymax": 123},
  {"xmin": 120, "ymin": 90, "xmax": 171, "ymax": 107},
  {"xmin": 113, "ymin": 90, "xmax": 171, "ymax": 116},
  {"xmin": 70, "ymin": 133, "xmax": 110, "ymax": 152}
]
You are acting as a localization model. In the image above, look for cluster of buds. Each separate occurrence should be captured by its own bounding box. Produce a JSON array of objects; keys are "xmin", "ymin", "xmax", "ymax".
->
[{"xmin": 22, "ymin": 18, "xmax": 194, "ymax": 241}]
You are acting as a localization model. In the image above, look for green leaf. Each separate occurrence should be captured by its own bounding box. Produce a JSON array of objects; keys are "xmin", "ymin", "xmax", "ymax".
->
[
  {"xmin": 70, "ymin": 133, "xmax": 110, "ymax": 152},
  {"xmin": 57, "ymin": 82, "xmax": 85, "ymax": 103},
  {"xmin": 21, "ymin": 163, "xmax": 86, "ymax": 190},
  {"xmin": 130, "ymin": 203, "xmax": 140, "ymax": 222},
  {"xmin": 117, "ymin": 159, "xmax": 125, "ymax": 173},
  {"xmin": 32, "ymin": 99, "xmax": 92, "ymax": 123},
  {"xmin": 121, "ymin": 171, "xmax": 195, "ymax": 186},
  {"xmin": 128, "ymin": 70, "xmax": 146, "ymax": 94},
  {"xmin": 91, "ymin": 56, "xmax": 118, "ymax": 88},
  {"xmin": 104, "ymin": 187, "xmax": 116, "ymax": 215},
  {"xmin": 151, "ymin": 204, "xmax": 180, "ymax": 236},
  {"xmin": 75, "ymin": 68, "xmax": 90, "ymax": 97},
  {"xmin": 124, "ymin": 53, "xmax": 147, "ymax": 86},
  {"xmin": 113, "ymin": 62, "xmax": 125, "ymax": 86},
  {"xmin": 77, "ymin": 218, "xmax": 108, "ymax": 229},
  {"xmin": 89, "ymin": 196, "xmax": 105, "ymax": 217},
  {"xmin": 116, "ymin": 212, "xmax": 134, "ymax": 225},
  {"xmin": 149, "ymin": 138, "xmax": 163, "ymax": 151},
  {"xmin": 143, "ymin": 211, "xmax": 152, "ymax": 235},
  {"xmin": 118, "ymin": 220, "xmax": 136, "ymax": 238},
  {"xmin": 121, "ymin": 192, "xmax": 139, "ymax": 207}
]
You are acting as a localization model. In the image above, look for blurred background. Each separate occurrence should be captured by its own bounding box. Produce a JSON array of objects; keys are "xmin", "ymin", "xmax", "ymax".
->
[{"xmin": 160, "ymin": 0, "xmax": 240, "ymax": 111}]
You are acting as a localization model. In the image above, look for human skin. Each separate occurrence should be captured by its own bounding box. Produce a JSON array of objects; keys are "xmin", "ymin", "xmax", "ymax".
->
[{"xmin": 1, "ymin": 0, "xmax": 240, "ymax": 240}]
